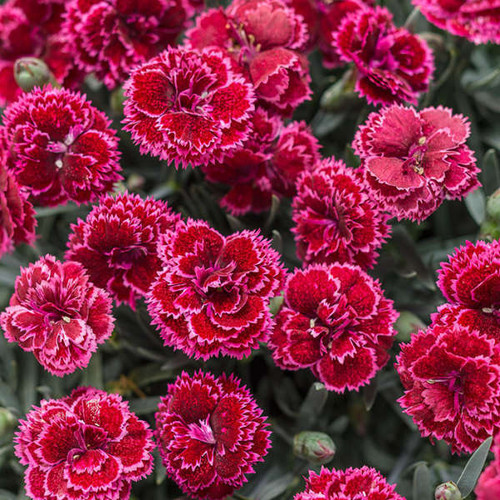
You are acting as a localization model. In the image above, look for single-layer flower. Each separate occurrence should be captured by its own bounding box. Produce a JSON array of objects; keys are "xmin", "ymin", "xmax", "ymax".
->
[
  {"xmin": 123, "ymin": 47, "xmax": 255, "ymax": 168},
  {"xmin": 295, "ymin": 466, "xmax": 405, "ymax": 500},
  {"xmin": 476, "ymin": 433, "xmax": 500, "ymax": 500},
  {"xmin": 15, "ymin": 387, "xmax": 154, "ymax": 500},
  {"xmin": 155, "ymin": 370, "xmax": 271, "ymax": 500},
  {"xmin": 66, "ymin": 192, "xmax": 181, "ymax": 309},
  {"xmin": 0, "ymin": 255, "xmax": 114, "ymax": 376},
  {"xmin": 3, "ymin": 85, "xmax": 121, "ymax": 207},
  {"xmin": 353, "ymin": 104, "xmax": 479, "ymax": 222},
  {"xmin": 268, "ymin": 263, "xmax": 398, "ymax": 392},
  {"xmin": 292, "ymin": 158, "xmax": 390, "ymax": 269},
  {"xmin": 413, "ymin": 0, "xmax": 500, "ymax": 45},
  {"xmin": 147, "ymin": 219, "xmax": 285, "ymax": 360},
  {"xmin": 336, "ymin": 6, "xmax": 434, "ymax": 105}
]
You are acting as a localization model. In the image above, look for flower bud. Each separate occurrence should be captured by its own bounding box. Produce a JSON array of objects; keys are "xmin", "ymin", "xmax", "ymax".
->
[
  {"xmin": 0, "ymin": 408, "xmax": 16, "ymax": 439},
  {"xmin": 435, "ymin": 481, "xmax": 462, "ymax": 500},
  {"xmin": 293, "ymin": 431, "xmax": 336, "ymax": 465},
  {"xmin": 14, "ymin": 57, "xmax": 54, "ymax": 92},
  {"xmin": 486, "ymin": 188, "xmax": 500, "ymax": 222}
]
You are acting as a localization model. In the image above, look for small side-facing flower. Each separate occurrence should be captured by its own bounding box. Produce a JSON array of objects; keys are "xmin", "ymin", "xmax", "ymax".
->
[
  {"xmin": 3, "ymin": 85, "xmax": 121, "ymax": 207},
  {"xmin": 147, "ymin": 219, "xmax": 285, "ymax": 360},
  {"xmin": 0, "ymin": 255, "xmax": 114, "ymax": 376},
  {"xmin": 15, "ymin": 387, "xmax": 154, "ymax": 500},
  {"xmin": 292, "ymin": 158, "xmax": 390, "ymax": 269},
  {"xmin": 66, "ymin": 192, "xmax": 181, "ymax": 309},
  {"xmin": 295, "ymin": 466, "xmax": 405, "ymax": 500},
  {"xmin": 268, "ymin": 263, "xmax": 398, "ymax": 392},
  {"xmin": 353, "ymin": 104, "xmax": 479, "ymax": 222},
  {"xmin": 476, "ymin": 433, "xmax": 500, "ymax": 500},
  {"xmin": 155, "ymin": 370, "xmax": 271, "ymax": 500}
]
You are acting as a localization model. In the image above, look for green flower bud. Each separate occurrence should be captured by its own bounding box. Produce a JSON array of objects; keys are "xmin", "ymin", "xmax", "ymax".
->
[
  {"xmin": 0, "ymin": 408, "xmax": 16, "ymax": 439},
  {"xmin": 293, "ymin": 431, "xmax": 336, "ymax": 465},
  {"xmin": 14, "ymin": 57, "xmax": 54, "ymax": 92},
  {"xmin": 435, "ymin": 481, "xmax": 462, "ymax": 500},
  {"xmin": 486, "ymin": 188, "xmax": 500, "ymax": 222},
  {"xmin": 110, "ymin": 86, "xmax": 126, "ymax": 115}
]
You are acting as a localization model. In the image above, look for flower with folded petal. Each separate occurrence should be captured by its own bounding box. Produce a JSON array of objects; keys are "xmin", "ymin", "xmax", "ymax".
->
[
  {"xmin": 268, "ymin": 263, "xmax": 398, "ymax": 392},
  {"xmin": 147, "ymin": 219, "xmax": 285, "ymax": 359},
  {"xmin": 3, "ymin": 85, "xmax": 121, "ymax": 207},
  {"xmin": 476, "ymin": 433, "xmax": 500, "ymax": 500},
  {"xmin": 155, "ymin": 370, "xmax": 270, "ymax": 500},
  {"xmin": 66, "ymin": 192, "xmax": 181, "ymax": 309},
  {"xmin": 353, "ymin": 104, "xmax": 479, "ymax": 222},
  {"xmin": 292, "ymin": 158, "xmax": 390, "ymax": 269},
  {"xmin": 15, "ymin": 387, "xmax": 154, "ymax": 500},
  {"xmin": 0, "ymin": 255, "xmax": 114, "ymax": 376}
]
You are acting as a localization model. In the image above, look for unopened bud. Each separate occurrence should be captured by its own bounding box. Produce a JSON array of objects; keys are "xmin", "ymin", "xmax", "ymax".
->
[
  {"xmin": 0, "ymin": 408, "xmax": 16, "ymax": 438},
  {"xmin": 110, "ymin": 86, "xmax": 126, "ymax": 115},
  {"xmin": 293, "ymin": 431, "xmax": 336, "ymax": 465},
  {"xmin": 14, "ymin": 57, "xmax": 54, "ymax": 92},
  {"xmin": 486, "ymin": 188, "xmax": 500, "ymax": 221},
  {"xmin": 435, "ymin": 481, "xmax": 462, "ymax": 500}
]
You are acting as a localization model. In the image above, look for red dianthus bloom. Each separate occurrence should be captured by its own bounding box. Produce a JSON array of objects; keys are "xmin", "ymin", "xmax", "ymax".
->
[
  {"xmin": 336, "ymin": 6, "xmax": 434, "ymax": 105},
  {"xmin": 353, "ymin": 104, "xmax": 479, "ymax": 222},
  {"xmin": 123, "ymin": 47, "xmax": 255, "ymax": 168},
  {"xmin": 292, "ymin": 158, "xmax": 390, "ymax": 269},
  {"xmin": 3, "ymin": 85, "xmax": 122, "ymax": 207},
  {"xmin": 66, "ymin": 192, "xmax": 181, "ymax": 309},
  {"xmin": 476, "ymin": 433, "xmax": 500, "ymax": 500},
  {"xmin": 268, "ymin": 264, "xmax": 398, "ymax": 392},
  {"xmin": 0, "ymin": 255, "xmax": 114, "ymax": 376},
  {"xmin": 295, "ymin": 466, "xmax": 405, "ymax": 500},
  {"xmin": 15, "ymin": 387, "xmax": 154, "ymax": 500},
  {"xmin": 413, "ymin": 0, "xmax": 500, "ymax": 45},
  {"xmin": 147, "ymin": 219, "xmax": 285, "ymax": 360},
  {"xmin": 155, "ymin": 370, "xmax": 271, "ymax": 500}
]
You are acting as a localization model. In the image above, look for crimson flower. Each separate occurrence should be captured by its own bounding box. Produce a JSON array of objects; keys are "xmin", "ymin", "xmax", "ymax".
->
[
  {"xmin": 123, "ymin": 47, "xmax": 255, "ymax": 168},
  {"xmin": 336, "ymin": 6, "xmax": 434, "ymax": 105},
  {"xmin": 3, "ymin": 85, "xmax": 122, "ymax": 207},
  {"xmin": 15, "ymin": 387, "xmax": 154, "ymax": 500},
  {"xmin": 413, "ymin": 0, "xmax": 500, "ymax": 45},
  {"xmin": 155, "ymin": 370, "xmax": 271, "ymax": 500},
  {"xmin": 268, "ymin": 264, "xmax": 398, "ymax": 392},
  {"xmin": 0, "ymin": 255, "xmax": 114, "ymax": 376},
  {"xmin": 66, "ymin": 192, "xmax": 181, "ymax": 309},
  {"xmin": 353, "ymin": 104, "xmax": 479, "ymax": 222},
  {"xmin": 295, "ymin": 466, "xmax": 405, "ymax": 500},
  {"xmin": 147, "ymin": 219, "xmax": 285, "ymax": 360},
  {"xmin": 476, "ymin": 433, "xmax": 500, "ymax": 500},
  {"xmin": 292, "ymin": 158, "xmax": 390, "ymax": 269}
]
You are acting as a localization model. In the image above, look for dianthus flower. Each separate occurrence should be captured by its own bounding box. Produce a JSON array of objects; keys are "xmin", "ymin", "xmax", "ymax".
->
[
  {"xmin": 295, "ymin": 466, "xmax": 405, "ymax": 500},
  {"xmin": 292, "ymin": 158, "xmax": 390, "ymax": 269},
  {"xmin": 64, "ymin": 0, "xmax": 190, "ymax": 89},
  {"xmin": 66, "ymin": 192, "xmax": 181, "ymax": 309},
  {"xmin": 147, "ymin": 219, "xmax": 285, "ymax": 360},
  {"xmin": 203, "ymin": 108, "xmax": 320, "ymax": 215},
  {"xmin": 0, "ymin": 255, "xmax": 114, "ymax": 376},
  {"xmin": 336, "ymin": 6, "xmax": 434, "ymax": 105},
  {"xmin": 353, "ymin": 104, "xmax": 479, "ymax": 222},
  {"xmin": 15, "ymin": 387, "xmax": 154, "ymax": 500},
  {"xmin": 413, "ymin": 0, "xmax": 500, "ymax": 45},
  {"xmin": 123, "ymin": 47, "xmax": 255, "ymax": 168},
  {"xmin": 155, "ymin": 370, "xmax": 271, "ymax": 500},
  {"xmin": 476, "ymin": 433, "xmax": 500, "ymax": 500},
  {"xmin": 3, "ymin": 85, "xmax": 121, "ymax": 207},
  {"xmin": 268, "ymin": 264, "xmax": 398, "ymax": 392},
  {"xmin": 396, "ymin": 317, "xmax": 500, "ymax": 454}
]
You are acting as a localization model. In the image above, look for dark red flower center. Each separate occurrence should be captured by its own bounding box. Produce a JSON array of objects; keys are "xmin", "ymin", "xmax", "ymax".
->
[
  {"xmin": 36, "ymin": 301, "xmax": 76, "ymax": 324},
  {"xmin": 437, "ymin": 0, "xmax": 465, "ymax": 12},
  {"xmin": 402, "ymin": 136, "xmax": 428, "ymax": 175},
  {"xmin": 68, "ymin": 425, "xmax": 109, "ymax": 462},
  {"xmin": 429, "ymin": 369, "xmax": 464, "ymax": 411},
  {"xmin": 187, "ymin": 416, "xmax": 216, "ymax": 444},
  {"xmin": 108, "ymin": 245, "xmax": 148, "ymax": 269}
]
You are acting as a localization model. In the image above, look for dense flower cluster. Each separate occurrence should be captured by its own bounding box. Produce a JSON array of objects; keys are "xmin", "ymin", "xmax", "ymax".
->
[
  {"xmin": 66, "ymin": 192, "xmax": 181, "ymax": 308},
  {"xmin": 0, "ymin": 255, "xmax": 114, "ymax": 376},
  {"xmin": 476, "ymin": 433, "xmax": 500, "ymax": 499},
  {"xmin": 148, "ymin": 219, "xmax": 284, "ymax": 360},
  {"xmin": 295, "ymin": 466, "xmax": 405, "ymax": 500},
  {"xmin": 353, "ymin": 104, "xmax": 479, "ymax": 222},
  {"xmin": 15, "ymin": 387, "xmax": 154, "ymax": 500},
  {"xmin": 292, "ymin": 158, "xmax": 390, "ymax": 268},
  {"xmin": 268, "ymin": 264, "xmax": 398, "ymax": 392},
  {"xmin": 3, "ymin": 85, "xmax": 122, "ymax": 206},
  {"xmin": 155, "ymin": 370, "xmax": 271, "ymax": 500}
]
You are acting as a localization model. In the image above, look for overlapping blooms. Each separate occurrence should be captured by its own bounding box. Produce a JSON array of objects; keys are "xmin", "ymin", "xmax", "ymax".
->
[
  {"xmin": 476, "ymin": 433, "xmax": 500, "ymax": 499},
  {"xmin": 336, "ymin": 6, "xmax": 434, "ymax": 105},
  {"xmin": 295, "ymin": 466, "xmax": 405, "ymax": 500},
  {"xmin": 15, "ymin": 387, "xmax": 154, "ymax": 500},
  {"xmin": 64, "ymin": 0, "xmax": 190, "ymax": 89},
  {"xmin": 413, "ymin": 0, "xmax": 500, "ymax": 45},
  {"xmin": 147, "ymin": 219, "xmax": 284, "ymax": 360},
  {"xmin": 268, "ymin": 264, "xmax": 398, "ymax": 392},
  {"xmin": 155, "ymin": 370, "xmax": 271, "ymax": 500},
  {"xmin": 66, "ymin": 192, "xmax": 181, "ymax": 309},
  {"xmin": 353, "ymin": 104, "xmax": 479, "ymax": 222},
  {"xmin": 123, "ymin": 47, "xmax": 255, "ymax": 168},
  {"xmin": 292, "ymin": 158, "xmax": 390, "ymax": 268},
  {"xmin": 3, "ymin": 85, "xmax": 121, "ymax": 207},
  {"xmin": 0, "ymin": 255, "xmax": 114, "ymax": 376}
]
